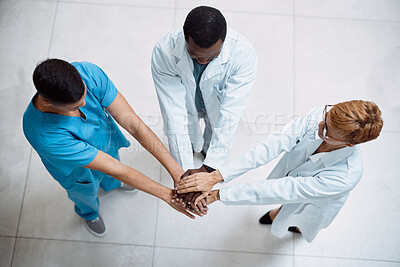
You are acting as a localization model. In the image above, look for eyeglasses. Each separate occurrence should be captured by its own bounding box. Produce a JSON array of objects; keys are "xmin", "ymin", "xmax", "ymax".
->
[{"xmin": 322, "ymin": 105, "xmax": 347, "ymax": 143}]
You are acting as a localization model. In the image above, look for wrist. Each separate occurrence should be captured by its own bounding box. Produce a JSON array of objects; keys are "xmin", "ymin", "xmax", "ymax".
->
[
  {"xmin": 212, "ymin": 170, "xmax": 223, "ymax": 184},
  {"xmin": 169, "ymin": 166, "xmax": 185, "ymax": 182},
  {"xmin": 159, "ymin": 186, "xmax": 173, "ymax": 202}
]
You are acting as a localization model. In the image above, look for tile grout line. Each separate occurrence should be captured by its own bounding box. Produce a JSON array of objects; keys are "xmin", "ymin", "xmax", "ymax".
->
[
  {"xmin": 292, "ymin": 3, "xmax": 296, "ymax": 267},
  {"xmin": 20, "ymin": 0, "xmax": 400, "ymax": 24},
  {"xmin": 10, "ymin": 148, "xmax": 33, "ymax": 267},
  {"xmin": 295, "ymin": 14, "xmax": 400, "ymax": 24},
  {"xmin": 151, "ymin": 164, "xmax": 163, "ymax": 267},
  {"xmin": 16, "ymin": 235, "xmax": 154, "ymax": 248},
  {"xmin": 294, "ymin": 254, "xmax": 400, "ymax": 264},
  {"xmin": 47, "ymin": 0, "xmax": 59, "ymax": 57},
  {"xmin": 292, "ymin": 0, "xmax": 296, "ymax": 121},
  {"xmin": 11, "ymin": 235, "xmax": 400, "ymax": 264}
]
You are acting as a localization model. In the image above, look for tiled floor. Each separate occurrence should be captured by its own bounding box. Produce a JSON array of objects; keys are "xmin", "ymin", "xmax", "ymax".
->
[{"xmin": 1, "ymin": 0, "xmax": 399, "ymax": 266}]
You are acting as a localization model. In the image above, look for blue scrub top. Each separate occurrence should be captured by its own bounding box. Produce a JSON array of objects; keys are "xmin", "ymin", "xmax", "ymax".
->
[{"xmin": 23, "ymin": 62, "xmax": 130, "ymax": 190}]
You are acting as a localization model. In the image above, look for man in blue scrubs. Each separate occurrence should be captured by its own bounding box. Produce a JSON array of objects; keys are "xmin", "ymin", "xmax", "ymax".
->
[{"xmin": 23, "ymin": 59, "xmax": 203, "ymax": 237}]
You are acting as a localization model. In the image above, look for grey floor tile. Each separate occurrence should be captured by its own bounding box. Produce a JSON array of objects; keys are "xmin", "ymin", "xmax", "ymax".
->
[
  {"xmin": 0, "ymin": 141, "xmax": 31, "ymax": 236},
  {"xmin": 0, "ymin": 76, "xmax": 32, "ymax": 236},
  {"xmin": 154, "ymin": 247, "xmax": 294, "ymax": 267},
  {"xmin": 294, "ymin": 132, "xmax": 400, "ymax": 261},
  {"xmin": 60, "ymin": 0, "xmax": 175, "ymax": 8},
  {"xmin": 0, "ymin": 237, "xmax": 15, "ymax": 267},
  {"xmin": 18, "ymin": 138, "xmax": 162, "ymax": 245},
  {"xmin": 176, "ymin": 0, "xmax": 293, "ymax": 15},
  {"xmin": 155, "ymin": 159, "xmax": 293, "ymax": 254},
  {"xmin": 49, "ymin": 3, "xmax": 176, "ymax": 119},
  {"xmin": 295, "ymin": 256, "xmax": 400, "ymax": 267},
  {"xmin": 0, "ymin": 0, "xmax": 57, "ymax": 90},
  {"xmin": 294, "ymin": 17, "xmax": 400, "ymax": 132},
  {"xmin": 0, "ymin": 0, "xmax": 56, "ymax": 237},
  {"xmin": 295, "ymin": 0, "xmax": 400, "ymax": 21},
  {"xmin": 12, "ymin": 237, "xmax": 153, "ymax": 267}
]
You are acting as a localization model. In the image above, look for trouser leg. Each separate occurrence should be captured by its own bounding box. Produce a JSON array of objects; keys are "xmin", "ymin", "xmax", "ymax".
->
[
  {"xmin": 202, "ymin": 112, "xmax": 213, "ymax": 154},
  {"xmin": 66, "ymin": 182, "xmax": 100, "ymax": 220}
]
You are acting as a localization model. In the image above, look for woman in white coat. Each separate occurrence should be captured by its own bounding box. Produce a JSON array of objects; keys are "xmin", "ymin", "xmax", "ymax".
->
[{"xmin": 176, "ymin": 100, "xmax": 383, "ymax": 242}]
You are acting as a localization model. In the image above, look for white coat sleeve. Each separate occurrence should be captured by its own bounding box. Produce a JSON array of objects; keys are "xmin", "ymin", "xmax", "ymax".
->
[
  {"xmin": 151, "ymin": 45, "xmax": 194, "ymax": 169},
  {"xmin": 219, "ymin": 166, "xmax": 359, "ymax": 205},
  {"xmin": 203, "ymin": 47, "xmax": 257, "ymax": 170},
  {"xmin": 218, "ymin": 107, "xmax": 321, "ymax": 182}
]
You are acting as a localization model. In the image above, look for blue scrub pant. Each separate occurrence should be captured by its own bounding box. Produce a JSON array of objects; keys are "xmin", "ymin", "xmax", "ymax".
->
[
  {"xmin": 65, "ymin": 151, "xmax": 122, "ymax": 220},
  {"xmin": 66, "ymin": 173, "xmax": 121, "ymax": 220}
]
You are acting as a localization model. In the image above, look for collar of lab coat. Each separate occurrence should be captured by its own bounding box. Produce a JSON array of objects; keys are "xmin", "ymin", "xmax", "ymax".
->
[
  {"xmin": 171, "ymin": 30, "xmax": 232, "ymax": 67},
  {"xmin": 308, "ymin": 129, "xmax": 357, "ymax": 168}
]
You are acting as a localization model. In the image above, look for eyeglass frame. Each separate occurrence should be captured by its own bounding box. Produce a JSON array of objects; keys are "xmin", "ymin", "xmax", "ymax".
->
[{"xmin": 321, "ymin": 105, "xmax": 348, "ymax": 143}]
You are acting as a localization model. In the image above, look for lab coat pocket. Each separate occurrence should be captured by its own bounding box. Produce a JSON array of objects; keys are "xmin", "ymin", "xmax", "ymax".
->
[{"xmin": 213, "ymin": 85, "xmax": 223, "ymax": 101}]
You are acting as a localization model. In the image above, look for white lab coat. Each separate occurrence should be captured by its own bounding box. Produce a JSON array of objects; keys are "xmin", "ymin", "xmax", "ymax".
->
[
  {"xmin": 219, "ymin": 107, "xmax": 363, "ymax": 242},
  {"xmin": 151, "ymin": 28, "xmax": 257, "ymax": 170}
]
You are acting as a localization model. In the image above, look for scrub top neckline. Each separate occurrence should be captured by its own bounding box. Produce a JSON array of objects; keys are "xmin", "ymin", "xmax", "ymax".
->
[{"xmin": 31, "ymin": 93, "xmax": 88, "ymax": 121}]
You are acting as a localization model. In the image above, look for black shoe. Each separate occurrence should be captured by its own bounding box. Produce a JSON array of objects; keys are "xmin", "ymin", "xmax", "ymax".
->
[
  {"xmin": 259, "ymin": 211, "xmax": 273, "ymax": 224},
  {"xmin": 288, "ymin": 226, "xmax": 301, "ymax": 233}
]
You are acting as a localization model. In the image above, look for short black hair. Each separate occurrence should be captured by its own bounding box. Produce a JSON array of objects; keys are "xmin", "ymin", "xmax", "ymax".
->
[
  {"xmin": 183, "ymin": 6, "xmax": 227, "ymax": 48},
  {"xmin": 33, "ymin": 58, "xmax": 85, "ymax": 105}
]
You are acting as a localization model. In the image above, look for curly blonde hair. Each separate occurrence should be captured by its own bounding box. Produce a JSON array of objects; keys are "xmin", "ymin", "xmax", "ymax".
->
[{"xmin": 328, "ymin": 100, "xmax": 383, "ymax": 144}]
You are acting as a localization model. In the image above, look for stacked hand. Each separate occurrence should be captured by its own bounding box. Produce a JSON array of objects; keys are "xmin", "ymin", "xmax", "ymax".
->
[{"xmin": 173, "ymin": 165, "xmax": 223, "ymax": 215}]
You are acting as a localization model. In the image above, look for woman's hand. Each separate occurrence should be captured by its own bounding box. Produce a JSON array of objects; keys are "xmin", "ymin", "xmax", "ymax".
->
[{"xmin": 176, "ymin": 170, "xmax": 223, "ymax": 205}]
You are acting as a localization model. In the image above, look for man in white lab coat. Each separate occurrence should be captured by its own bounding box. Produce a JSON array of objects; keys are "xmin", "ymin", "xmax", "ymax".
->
[
  {"xmin": 151, "ymin": 6, "xmax": 257, "ymax": 176},
  {"xmin": 177, "ymin": 100, "xmax": 383, "ymax": 242}
]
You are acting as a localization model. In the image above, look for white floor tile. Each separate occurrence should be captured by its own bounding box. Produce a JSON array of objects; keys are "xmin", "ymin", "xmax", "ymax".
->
[
  {"xmin": 154, "ymin": 247, "xmax": 294, "ymax": 267},
  {"xmin": 295, "ymin": 17, "xmax": 400, "ymax": 132},
  {"xmin": 294, "ymin": 132, "xmax": 400, "ymax": 261},
  {"xmin": 0, "ymin": 0, "xmax": 56, "ymax": 90},
  {"xmin": 295, "ymin": 0, "xmax": 400, "ymax": 21},
  {"xmin": 155, "ymin": 163, "xmax": 293, "ymax": 254},
  {"xmin": 0, "ymin": 87, "xmax": 32, "ymax": 236},
  {"xmin": 60, "ymin": 0, "xmax": 175, "ymax": 8},
  {"xmin": 12, "ymin": 238, "xmax": 153, "ymax": 267},
  {"xmin": 0, "ymin": 237, "xmax": 15, "ymax": 267},
  {"xmin": 174, "ymin": 9, "xmax": 295, "ymax": 124},
  {"xmin": 18, "ymin": 140, "xmax": 162, "ymax": 245},
  {"xmin": 176, "ymin": 0, "xmax": 293, "ymax": 15},
  {"xmin": 295, "ymin": 256, "xmax": 400, "ymax": 267},
  {"xmin": 49, "ymin": 3, "xmax": 176, "ymax": 119}
]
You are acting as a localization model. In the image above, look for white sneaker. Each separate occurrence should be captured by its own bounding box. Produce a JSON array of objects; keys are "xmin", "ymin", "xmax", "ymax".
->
[{"xmin": 118, "ymin": 182, "xmax": 138, "ymax": 193}]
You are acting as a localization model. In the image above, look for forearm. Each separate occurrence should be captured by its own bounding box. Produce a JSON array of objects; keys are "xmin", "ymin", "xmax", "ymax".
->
[
  {"xmin": 115, "ymin": 164, "xmax": 172, "ymax": 201},
  {"xmin": 129, "ymin": 119, "xmax": 183, "ymax": 181}
]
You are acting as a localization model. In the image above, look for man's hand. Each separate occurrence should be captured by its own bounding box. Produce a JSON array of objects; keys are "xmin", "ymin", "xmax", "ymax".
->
[
  {"xmin": 180, "ymin": 165, "xmax": 209, "ymax": 178},
  {"xmin": 164, "ymin": 189, "xmax": 200, "ymax": 219},
  {"xmin": 172, "ymin": 192, "xmax": 208, "ymax": 215},
  {"xmin": 176, "ymin": 170, "xmax": 223, "ymax": 205}
]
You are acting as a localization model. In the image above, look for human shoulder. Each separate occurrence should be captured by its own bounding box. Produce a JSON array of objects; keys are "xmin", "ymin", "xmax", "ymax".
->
[
  {"xmin": 71, "ymin": 61, "xmax": 103, "ymax": 78},
  {"xmin": 154, "ymin": 28, "xmax": 184, "ymax": 52},
  {"xmin": 225, "ymin": 28, "xmax": 255, "ymax": 53},
  {"xmin": 346, "ymin": 146, "xmax": 363, "ymax": 180}
]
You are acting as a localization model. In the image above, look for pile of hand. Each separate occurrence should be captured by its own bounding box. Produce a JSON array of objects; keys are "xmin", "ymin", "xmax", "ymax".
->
[{"xmin": 172, "ymin": 165, "xmax": 223, "ymax": 217}]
